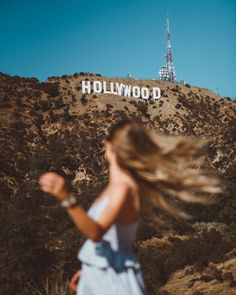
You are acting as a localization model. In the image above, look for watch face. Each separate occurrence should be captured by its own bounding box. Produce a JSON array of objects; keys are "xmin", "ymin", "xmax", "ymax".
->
[{"xmin": 61, "ymin": 195, "xmax": 77, "ymax": 208}]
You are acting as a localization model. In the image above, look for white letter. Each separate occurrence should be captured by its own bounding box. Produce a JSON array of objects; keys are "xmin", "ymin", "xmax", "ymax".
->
[
  {"xmin": 82, "ymin": 80, "xmax": 91, "ymax": 94},
  {"xmin": 152, "ymin": 87, "xmax": 161, "ymax": 99},
  {"xmin": 110, "ymin": 82, "xmax": 118, "ymax": 95},
  {"xmin": 141, "ymin": 87, "xmax": 149, "ymax": 100},
  {"xmin": 132, "ymin": 86, "xmax": 141, "ymax": 98},
  {"xmin": 103, "ymin": 81, "xmax": 111, "ymax": 94},
  {"xmin": 124, "ymin": 85, "xmax": 132, "ymax": 97},
  {"xmin": 115, "ymin": 83, "xmax": 124, "ymax": 96},
  {"xmin": 93, "ymin": 81, "xmax": 102, "ymax": 94}
]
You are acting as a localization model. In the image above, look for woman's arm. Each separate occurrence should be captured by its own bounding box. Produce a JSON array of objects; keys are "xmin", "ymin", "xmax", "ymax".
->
[
  {"xmin": 66, "ymin": 184, "xmax": 128, "ymax": 241},
  {"xmin": 38, "ymin": 172, "xmax": 129, "ymax": 242},
  {"xmin": 66, "ymin": 206, "xmax": 104, "ymax": 241}
]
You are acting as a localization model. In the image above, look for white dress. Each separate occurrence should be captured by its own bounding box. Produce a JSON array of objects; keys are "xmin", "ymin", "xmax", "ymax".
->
[{"xmin": 76, "ymin": 195, "xmax": 146, "ymax": 295}]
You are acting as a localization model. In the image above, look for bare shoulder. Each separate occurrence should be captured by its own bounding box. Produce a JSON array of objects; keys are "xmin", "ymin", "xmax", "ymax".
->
[
  {"xmin": 109, "ymin": 182, "xmax": 130, "ymax": 195},
  {"xmin": 108, "ymin": 183, "xmax": 131, "ymax": 204}
]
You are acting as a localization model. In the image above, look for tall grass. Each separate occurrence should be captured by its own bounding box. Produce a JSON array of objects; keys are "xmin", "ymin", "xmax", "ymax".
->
[{"xmin": 26, "ymin": 275, "xmax": 74, "ymax": 295}]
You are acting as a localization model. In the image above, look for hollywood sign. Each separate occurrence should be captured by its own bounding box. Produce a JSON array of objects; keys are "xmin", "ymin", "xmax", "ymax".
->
[{"xmin": 82, "ymin": 80, "xmax": 161, "ymax": 100}]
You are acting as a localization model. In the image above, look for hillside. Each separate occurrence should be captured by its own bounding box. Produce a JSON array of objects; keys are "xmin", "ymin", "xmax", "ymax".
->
[{"xmin": 0, "ymin": 72, "xmax": 236, "ymax": 295}]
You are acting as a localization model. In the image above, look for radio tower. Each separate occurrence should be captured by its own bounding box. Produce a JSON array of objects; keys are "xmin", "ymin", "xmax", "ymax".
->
[{"xmin": 159, "ymin": 14, "xmax": 177, "ymax": 82}]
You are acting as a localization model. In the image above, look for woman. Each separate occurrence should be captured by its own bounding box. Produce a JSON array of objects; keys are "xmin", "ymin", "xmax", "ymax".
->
[{"xmin": 38, "ymin": 118, "xmax": 221, "ymax": 294}]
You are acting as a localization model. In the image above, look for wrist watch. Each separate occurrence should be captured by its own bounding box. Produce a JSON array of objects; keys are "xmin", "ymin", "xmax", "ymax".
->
[{"xmin": 60, "ymin": 194, "xmax": 78, "ymax": 209}]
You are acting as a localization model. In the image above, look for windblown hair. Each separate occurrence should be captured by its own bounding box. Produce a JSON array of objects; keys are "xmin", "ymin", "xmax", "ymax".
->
[{"xmin": 106, "ymin": 118, "xmax": 222, "ymax": 219}]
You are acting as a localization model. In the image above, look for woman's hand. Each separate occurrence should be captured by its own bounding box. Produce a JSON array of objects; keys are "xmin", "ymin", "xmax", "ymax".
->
[
  {"xmin": 69, "ymin": 269, "xmax": 81, "ymax": 292},
  {"xmin": 38, "ymin": 172, "xmax": 70, "ymax": 201}
]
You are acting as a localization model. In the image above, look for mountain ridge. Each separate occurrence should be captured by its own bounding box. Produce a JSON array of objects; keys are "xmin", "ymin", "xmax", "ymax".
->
[{"xmin": 0, "ymin": 72, "xmax": 235, "ymax": 295}]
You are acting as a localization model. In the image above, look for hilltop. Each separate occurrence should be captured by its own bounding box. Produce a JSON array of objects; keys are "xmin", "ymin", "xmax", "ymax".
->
[{"xmin": 0, "ymin": 72, "xmax": 235, "ymax": 295}]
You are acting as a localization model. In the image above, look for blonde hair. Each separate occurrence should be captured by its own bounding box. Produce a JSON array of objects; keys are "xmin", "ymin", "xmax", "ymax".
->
[{"xmin": 106, "ymin": 118, "xmax": 222, "ymax": 219}]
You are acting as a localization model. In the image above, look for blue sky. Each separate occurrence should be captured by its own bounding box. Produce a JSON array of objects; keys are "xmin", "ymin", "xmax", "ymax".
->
[{"xmin": 0, "ymin": 0, "xmax": 235, "ymax": 98}]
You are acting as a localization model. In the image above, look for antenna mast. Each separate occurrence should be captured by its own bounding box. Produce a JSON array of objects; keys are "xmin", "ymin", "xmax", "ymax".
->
[{"xmin": 159, "ymin": 14, "xmax": 177, "ymax": 82}]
